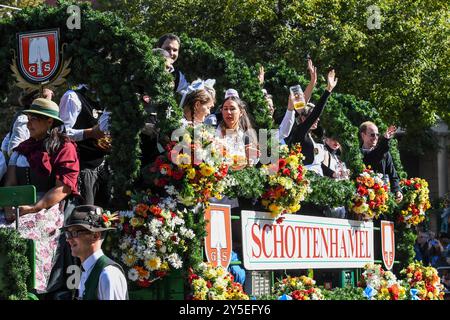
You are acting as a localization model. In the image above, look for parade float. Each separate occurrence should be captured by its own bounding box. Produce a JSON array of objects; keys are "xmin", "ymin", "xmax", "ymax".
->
[{"xmin": 0, "ymin": 2, "xmax": 444, "ymax": 300}]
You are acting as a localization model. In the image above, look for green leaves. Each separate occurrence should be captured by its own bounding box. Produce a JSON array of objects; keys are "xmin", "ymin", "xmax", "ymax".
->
[
  {"xmin": 0, "ymin": 228, "xmax": 31, "ymax": 300},
  {"xmin": 304, "ymin": 171, "xmax": 355, "ymax": 209}
]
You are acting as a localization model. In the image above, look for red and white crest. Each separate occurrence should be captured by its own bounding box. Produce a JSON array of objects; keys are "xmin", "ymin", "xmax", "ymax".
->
[
  {"xmin": 204, "ymin": 204, "xmax": 232, "ymax": 269},
  {"xmin": 17, "ymin": 29, "xmax": 60, "ymax": 83},
  {"xmin": 381, "ymin": 220, "xmax": 395, "ymax": 270}
]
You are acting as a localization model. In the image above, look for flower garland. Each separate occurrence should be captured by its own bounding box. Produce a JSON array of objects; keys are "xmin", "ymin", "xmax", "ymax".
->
[
  {"xmin": 0, "ymin": 228, "xmax": 31, "ymax": 300},
  {"xmin": 188, "ymin": 263, "xmax": 249, "ymax": 300},
  {"xmin": 260, "ymin": 143, "xmax": 310, "ymax": 218},
  {"xmin": 273, "ymin": 275, "xmax": 324, "ymax": 300},
  {"xmin": 304, "ymin": 171, "xmax": 355, "ymax": 209},
  {"xmin": 113, "ymin": 190, "xmax": 196, "ymax": 288},
  {"xmin": 400, "ymin": 261, "xmax": 445, "ymax": 300},
  {"xmin": 397, "ymin": 178, "xmax": 431, "ymax": 227},
  {"xmin": 350, "ymin": 168, "xmax": 390, "ymax": 220},
  {"xmin": 359, "ymin": 263, "xmax": 407, "ymax": 300}
]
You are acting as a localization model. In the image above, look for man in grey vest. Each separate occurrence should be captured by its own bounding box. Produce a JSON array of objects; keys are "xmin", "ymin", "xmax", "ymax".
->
[{"xmin": 64, "ymin": 205, "xmax": 127, "ymax": 300}]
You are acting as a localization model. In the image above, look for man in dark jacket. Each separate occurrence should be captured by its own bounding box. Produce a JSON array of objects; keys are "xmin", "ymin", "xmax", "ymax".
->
[{"xmin": 359, "ymin": 121, "xmax": 403, "ymax": 203}]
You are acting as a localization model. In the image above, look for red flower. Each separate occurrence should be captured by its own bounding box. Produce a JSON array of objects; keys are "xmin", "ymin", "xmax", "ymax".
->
[
  {"xmin": 278, "ymin": 159, "xmax": 287, "ymax": 169},
  {"xmin": 155, "ymin": 271, "xmax": 167, "ymax": 278},
  {"xmin": 159, "ymin": 163, "xmax": 173, "ymax": 176},
  {"xmin": 373, "ymin": 183, "xmax": 380, "ymax": 190},
  {"xmin": 172, "ymin": 169, "xmax": 184, "ymax": 180},
  {"xmin": 157, "ymin": 217, "xmax": 165, "ymax": 223},
  {"xmin": 155, "ymin": 178, "xmax": 169, "ymax": 187},
  {"xmin": 206, "ymin": 281, "xmax": 213, "ymax": 288},
  {"xmin": 357, "ymin": 185, "xmax": 368, "ymax": 196},
  {"xmin": 102, "ymin": 214, "xmax": 108, "ymax": 223},
  {"xmin": 291, "ymin": 290, "xmax": 302, "ymax": 300},
  {"xmin": 276, "ymin": 216, "xmax": 285, "ymax": 224},
  {"xmin": 405, "ymin": 180, "xmax": 411, "ymax": 186},
  {"xmin": 137, "ymin": 279, "xmax": 151, "ymax": 288},
  {"xmin": 414, "ymin": 183, "xmax": 421, "ymax": 190},
  {"xmin": 282, "ymin": 168, "xmax": 291, "ymax": 176},
  {"xmin": 165, "ymin": 141, "xmax": 177, "ymax": 152},
  {"xmin": 171, "ymin": 235, "xmax": 178, "ymax": 242},
  {"xmin": 150, "ymin": 205, "xmax": 162, "ymax": 216},
  {"xmin": 368, "ymin": 200, "xmax": 376, "ymax": 209}
]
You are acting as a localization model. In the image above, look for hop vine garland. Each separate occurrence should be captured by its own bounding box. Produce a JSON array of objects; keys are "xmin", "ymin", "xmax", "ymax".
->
[{"xmin": 0, "ymin": 228, "xmax": 31, "ymax": 300}]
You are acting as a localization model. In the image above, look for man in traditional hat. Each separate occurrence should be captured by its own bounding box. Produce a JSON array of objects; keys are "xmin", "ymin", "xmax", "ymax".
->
[{"xmin": 64, "ymin": 205, "xmax": 127, "ymax": 300}]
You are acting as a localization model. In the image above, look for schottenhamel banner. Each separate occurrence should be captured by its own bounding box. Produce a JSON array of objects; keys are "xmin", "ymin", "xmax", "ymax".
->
[{"xmin": 241, "ymin": 211, "xmax": 374, "ymax": 270}]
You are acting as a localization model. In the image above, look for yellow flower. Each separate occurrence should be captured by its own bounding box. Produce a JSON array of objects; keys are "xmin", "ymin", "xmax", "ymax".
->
[
  {"xmin": 130, "ymin": 217, "xmax": 141, "ymax": 227},
  {"xmin": 186, "ymin": 168, "xmax": 196, "ymax": 179},
  {"xmin": 145, "ymin": 257, "xmax": 161, "ymax": 271},
  {"xmin": 288, "ymin": 203, "xmax": 300, "ymax": 213},
  {"xmin": 269, "ymin": 203, "xmax": 283, "ymax": 215},
  {"xmin": 286, "ymin": 155, "xmax": 299, "ymax": 167},
  {"xmin": 177, "ymin": 153, "xmax": 191, "ymax": 166},
  {"xmin": 200, "ymin": 163, "xmax": 215, "ymax": 177},
  {"xmin": 123, "ymin": 253, "xmax": 137, "ymax": 267},
  {"xmin": 160, "ymin": 261, "xmax": 170, "ymax": 271},
  {"xmin": 125, "ymin": 190, "xmax": 132, "ymax": 196}
]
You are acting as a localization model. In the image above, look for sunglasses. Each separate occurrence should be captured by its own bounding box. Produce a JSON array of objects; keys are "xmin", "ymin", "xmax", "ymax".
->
[
  {"xmin": 65, "ymin": 229, "xmax": 92, "ymax": 239},
  {"xmin": 368, "ymin": 133, "xmax": 380, "ymax": 138}
]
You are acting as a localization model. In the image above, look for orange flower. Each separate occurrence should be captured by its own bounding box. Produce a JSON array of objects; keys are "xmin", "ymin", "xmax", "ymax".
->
[{"xmin": 135, "ymin": 204, "xmax": 149, "ymax": 217}]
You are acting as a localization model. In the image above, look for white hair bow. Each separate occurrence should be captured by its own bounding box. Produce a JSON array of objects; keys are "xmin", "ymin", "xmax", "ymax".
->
[{"xmin": 179, "ymin": 78, "xmax": 216, "ymax": 108}]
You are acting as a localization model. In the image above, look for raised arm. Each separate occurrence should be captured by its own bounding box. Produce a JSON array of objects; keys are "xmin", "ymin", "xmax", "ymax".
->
[
  {"xmin": 289, "ymin": 70, "xmax": 337, "ymax": 144},
  {"xmin": 304, "ymin": 59, "xmax": 317, "ymax": 103}
]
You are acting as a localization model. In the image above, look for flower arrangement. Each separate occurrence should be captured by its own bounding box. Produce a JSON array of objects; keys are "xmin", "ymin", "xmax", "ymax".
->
[
  {"xmin": 350, "ymin": 168, "xmax": 390, "ymax": 220},
  {"xmin": 113, "ymin": 191, "xmax": 196, "ymax": 288},
  {"xmin": 188, "ymin": 263, "xmax": 249, "ymax": 300},
  {"xmin": 272, "ymin": 275, "xmax": 324, "ymax": 300},
  {"xmin": 400, "ymin": 261, "xmax": 445, "ymax": 300},
  {"xmin": 359, "ymin": 263, "xmax": 407, "ymax": 300},
  {"xmin": 260, "ymin": 143, "xmax": 310, "ymax": 218},
  {"xmin": 148, "ymin": 125, "xmax": 229, "ymax": 206},
  {"xmin": 397, "ymin": 178, "xmax": 431, "ymax": 227}
]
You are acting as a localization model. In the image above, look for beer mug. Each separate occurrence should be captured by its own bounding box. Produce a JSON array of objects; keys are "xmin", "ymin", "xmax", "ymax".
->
[{"xmin": 290, "ymin": 85, "xmax": 305, "ymax": 110}]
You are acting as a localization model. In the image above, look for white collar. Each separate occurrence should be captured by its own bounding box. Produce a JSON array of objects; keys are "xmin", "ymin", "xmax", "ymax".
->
[{"xmin": 82, "ymin": 249, "xmax": 104, "ymax": 273}]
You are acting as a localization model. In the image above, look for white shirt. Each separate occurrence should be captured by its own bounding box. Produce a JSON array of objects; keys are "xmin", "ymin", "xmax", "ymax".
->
[
  {"xmin": 78, "ymin": 249, "xmax": 128, "ymax": 300},
  {"xmin": 59, "ymin": 90, "xmax": 85, "ymax": 141},
  {"xmin": 278, "ymin": 109, "xmax": 296, "ymax": 142},
  {"xmin": 1, "ymin": 133, "xmax": 9, "ymax": 155},
  {"xmin": 304, "ymin": 140, "xmax": 326, "ymax": 176},
  {"xmin": 168, "ymin": 67, "xmax": 188, "ymax": 94},
  {"xmin": 176, "ymin": 71, "xmax": 188, "ymax": 94},
  {"xmin": 6, "ymin": 115, "xmax": 30, "ymax": 156},
  {"xmin": 9, "ymin": 151, "xmax": 29, "ymax": 167}
]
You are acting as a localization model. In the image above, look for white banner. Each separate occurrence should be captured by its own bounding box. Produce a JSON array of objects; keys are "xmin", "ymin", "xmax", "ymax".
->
[{"xmin": 241, "ymin": 211, "xmax": 374, "ymax": 270}]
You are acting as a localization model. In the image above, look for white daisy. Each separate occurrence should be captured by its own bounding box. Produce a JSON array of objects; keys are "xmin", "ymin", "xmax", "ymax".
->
[{"xmin": 128, "ymin": 268, "xmax": 139, "ymax": 281}]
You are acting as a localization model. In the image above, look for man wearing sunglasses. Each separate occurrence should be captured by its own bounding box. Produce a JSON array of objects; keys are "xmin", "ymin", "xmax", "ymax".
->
[
  {"xmin": 359, "ymin": 121, "xmax": 403, "ymax": 203},
  {"xmin": 64, "ymin": 205, "xmax": 127, "ymax": 300}
]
